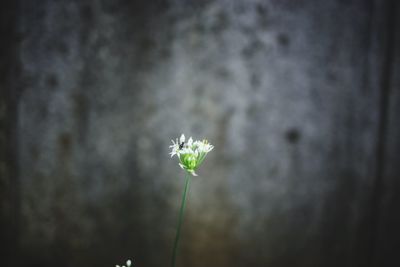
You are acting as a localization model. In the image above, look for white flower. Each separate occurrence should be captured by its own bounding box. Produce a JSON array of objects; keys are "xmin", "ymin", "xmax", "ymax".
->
[
  {"xmin": 170, "ymin": 134, "xmax": 214, "ymax": 176},
  {"xmin": 187, "ymin": 136, "xmax": 193, "ymax": 147},
  {"xmin": 180, "ymin": 134, "xmax": 185, "ymax": 144},
  {"xmin": 169, "ymin": 134, "xmax": 185, "ymax": 158},
  {"xmin": 115, "ymin": 259, "xmax": 132, "ymax": 267}
]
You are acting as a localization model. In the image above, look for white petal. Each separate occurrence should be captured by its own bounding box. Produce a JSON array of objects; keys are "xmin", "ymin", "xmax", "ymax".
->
[
  {"xmin": 187, "ymin": 137, "xmax": 193, "ymax": 146},
  {"xmin": 126, "ymin": 260, "xmax": 132, "ymax": 266},
  {"xmin": 180, "ymin": 134, "xmax": 185, "ymax": 143}
]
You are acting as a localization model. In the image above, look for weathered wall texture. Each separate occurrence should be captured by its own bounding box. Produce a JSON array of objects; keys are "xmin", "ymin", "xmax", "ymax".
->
[
  {"xmin": 0, "ymin": 1, "xmax": 20, "ymax": 266},
  {"xmin": 1, "ymin": 0, "xmax": 399, "ymax": 267}
]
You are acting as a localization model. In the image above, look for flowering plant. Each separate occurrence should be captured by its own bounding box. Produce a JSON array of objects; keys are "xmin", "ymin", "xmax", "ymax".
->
[
  {"xmin": 169, "ymin": 134, "xmax": 214, "ymax": 176},
  {"xmin": 169, "ymin": 134, "xmax": 213, "ymax": 267},
  {"xmin": 115, "ymin": 135, "xmax": 213, "ymax": 267},
  {"xmin": 115, "ymin": 259, "xmax": 132, "ymax": 267}
]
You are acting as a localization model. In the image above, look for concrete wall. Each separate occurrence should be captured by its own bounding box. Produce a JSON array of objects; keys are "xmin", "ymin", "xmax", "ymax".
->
[{"xmin": 1, "ymin": 0, "xmax": 399, "ymax": 266}]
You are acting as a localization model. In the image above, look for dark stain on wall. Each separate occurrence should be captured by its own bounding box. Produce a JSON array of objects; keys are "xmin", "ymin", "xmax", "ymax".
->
[{"xmin": 285, "ymin": 128, "xmax": 300, "ymax": 144}]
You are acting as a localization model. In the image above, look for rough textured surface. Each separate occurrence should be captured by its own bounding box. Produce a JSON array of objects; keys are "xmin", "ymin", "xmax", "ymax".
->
[
  {"xmin": 0, "ymin": 1, "xmax": 20, "ymax": 266},
  {"xmin": 1, "ymin": 0, "xmax": 399, "ymax": 267},
  {"xmin": 372, "ymin": 0, "xmax": 400, "ymax": 265}
]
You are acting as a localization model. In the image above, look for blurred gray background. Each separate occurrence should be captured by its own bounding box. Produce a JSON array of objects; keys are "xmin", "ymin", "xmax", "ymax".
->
[{"xmin": 1, "ymin": 0, "xmax": 399, "ymax": 267}]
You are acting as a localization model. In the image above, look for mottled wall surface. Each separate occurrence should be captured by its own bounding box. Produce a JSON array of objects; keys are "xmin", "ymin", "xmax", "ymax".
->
[
  {"xmin": 1, "ymin": 0, "xmax": 399, "ymax": 267},
  {"xmin": 1, "ymin": 1, "xmax": 20, "ymax": 266}
]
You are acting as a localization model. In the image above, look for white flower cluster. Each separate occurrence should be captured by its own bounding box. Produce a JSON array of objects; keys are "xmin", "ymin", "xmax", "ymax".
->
[
  {"xmin": 169, "ymin": 134, "xmax": 214, "ymax": 176},
  {"xmin": 116, "ymin": 259, "xmax": 132, "ymax": 267}
]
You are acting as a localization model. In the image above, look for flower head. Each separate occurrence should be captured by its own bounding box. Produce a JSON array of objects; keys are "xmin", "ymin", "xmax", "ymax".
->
[
  {"xmin": 169, "ymin": 134, "xmax": 214, "ymax": 176},
  {"xmin": 115, "ymin": 259, "xmax": 132, "ymax": 267}
]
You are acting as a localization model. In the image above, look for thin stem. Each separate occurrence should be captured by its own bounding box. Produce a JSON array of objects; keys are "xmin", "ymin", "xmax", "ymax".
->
[{"xmin": 171, "ymin": 173, "xmax": 191, "ymax": 267}]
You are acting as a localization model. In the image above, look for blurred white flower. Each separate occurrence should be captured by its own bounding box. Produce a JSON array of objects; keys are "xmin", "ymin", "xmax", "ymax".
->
[
  {"xmin": 115, "ymin": 259, "xmax": 132, "ymax": 267},
  {"xmin": 169, "ymin": 134, "xmax": 214, "ymax": 176}
]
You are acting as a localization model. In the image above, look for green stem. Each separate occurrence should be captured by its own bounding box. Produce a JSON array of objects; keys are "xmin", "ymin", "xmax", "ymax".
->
[{"xmin": 171, "ymin": 173, "xmax": 191, "ymax": 267}]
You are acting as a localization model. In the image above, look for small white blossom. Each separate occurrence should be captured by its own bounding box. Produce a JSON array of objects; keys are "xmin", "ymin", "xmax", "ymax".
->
[
  {"xmin": 187, "ymin": 137, "xmax": 193, "ymax": 146},
  {"xmin": 170, "ymin": 134, "xmax": 214, "ymax": 176},
  {"xmin": 115, "ymin": 259, "xmax": 132, "ymax": 267},
  {"xmin": 180, "ymin": 134, "xmax": 185, "ymax": 144}
]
